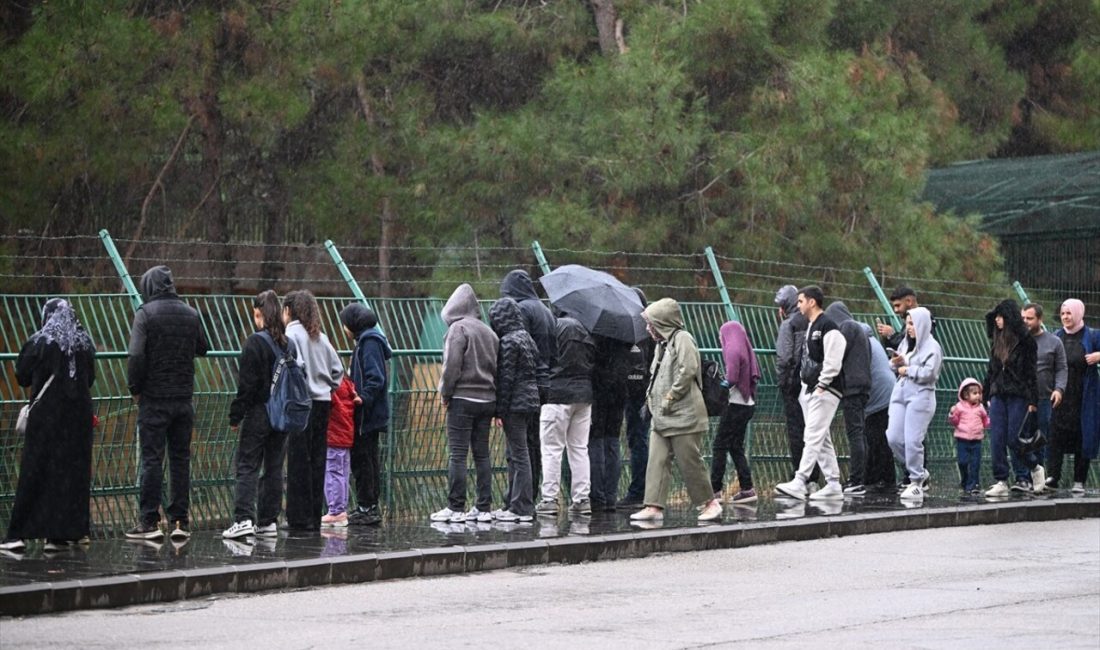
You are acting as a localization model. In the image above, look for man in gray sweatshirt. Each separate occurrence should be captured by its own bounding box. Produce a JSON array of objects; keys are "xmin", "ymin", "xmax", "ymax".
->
[{"xmin": 1022, "ymin": 303, "xmax": 1067, "ymax": 467}]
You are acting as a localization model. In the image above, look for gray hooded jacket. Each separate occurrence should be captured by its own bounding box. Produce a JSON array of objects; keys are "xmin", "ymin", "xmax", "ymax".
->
[{"xmin": 439, "ymin": 284, "xmax": 499, "ymax": 403}]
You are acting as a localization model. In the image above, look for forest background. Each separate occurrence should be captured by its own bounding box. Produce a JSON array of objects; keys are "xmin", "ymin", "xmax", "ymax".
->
[{"xmin": 1, "ymin": 0, "xmax": 1097, "ymax": 306}]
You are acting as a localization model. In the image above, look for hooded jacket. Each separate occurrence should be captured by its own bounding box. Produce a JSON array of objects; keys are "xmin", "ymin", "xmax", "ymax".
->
[
  {"xmin": 824, "ymin": 302, "xmax": 871, "ymax": 398},
  {"xmin": 592, "ymin": 335, "xmax": 634, "ymax": 405},
  {"xmin": 861, "ymin": 322, "xmax": 895, "ymax": 415},
  {"xmin": 547, "ymin": 316, "xmax": 595, "ymax": 404},
  {"xmin": 774, "ymin": 288, "xmax": 808, "ymax": 398},
  {"xmin": 948, "ymin": 377, "xmax": 989, "ymax": 441},
  {"xmin": 982, "ymin": 299, "xmax": 1038, "ymax": 406},
  {"xmin": 894, "ymin": 307, "xmax": 942, "ymax": 393},
  {"xmin": 341, "ymin": 304, "xmax": 392, "ymax": 433},
  {"xmin": 127, "ymin": 265, "xmax": 209, "ymax": 399},
  {"xmin": 489, "ymin": 298, "xmax": 540, "ymax": 414},
  {"xmin": 439, "ymin": 284, "xmax": 498, "ymax": 403},
  {"xmin": 719, "ymin": 321, "xmax": 760, "ymax": 402},
  {"xmin": 644, "ymin": 298, "xmax": 708, "ymax": 437},
  {"xmin": 500, "ymin": 270, "xmax": 556, "ymax": 389}
]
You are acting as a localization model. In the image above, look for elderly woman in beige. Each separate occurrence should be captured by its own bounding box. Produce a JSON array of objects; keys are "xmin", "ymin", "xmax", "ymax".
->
[{"xmin": 630, "ymin": 298, "xmax": 723, "ymax": 523}]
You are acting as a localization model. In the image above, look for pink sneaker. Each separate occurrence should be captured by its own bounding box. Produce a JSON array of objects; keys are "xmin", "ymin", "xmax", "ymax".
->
[{"xmin": 321, "ymin": 512, "xmax": 348, "ymax": 527}]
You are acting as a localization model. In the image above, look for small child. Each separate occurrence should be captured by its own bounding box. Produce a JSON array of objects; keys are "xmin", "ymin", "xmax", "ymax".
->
[
  {"xmin": 322, "ymin": 375, "xmax": 361, "ymax": 527},
  {"xmin": 948, "ymin": 377, "xmax": 989, "ymax": 494}
]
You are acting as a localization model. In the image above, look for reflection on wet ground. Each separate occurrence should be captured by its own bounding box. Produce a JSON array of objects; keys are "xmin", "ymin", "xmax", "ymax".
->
[{"xmin": 2, "ymin": 487, "xmax": 1096, "ymax": 587}]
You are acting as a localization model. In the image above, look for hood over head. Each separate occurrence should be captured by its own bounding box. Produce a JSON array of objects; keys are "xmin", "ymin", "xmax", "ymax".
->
[
  {"xmin": 957, "ymin": 377, "xmax": 982, "ymax": 401},
  {"xmin": 985, "ymin": 299, "xmax": 1027, "ymax": 340},
  {"xmin": 643, "ymin": 298, "xmax": 684, "ymax": 339},
  {"xmin": 905, "ymin": 307, "xmax": 935, "ymax": 354},
  {"xmin": 775, "ymin": 284, "xmax": 799, "ymax": 315},
  {"xmin": 719, "ymin": 320, "xmax": 760, "ymax": 400},
  {"xmin": 140, "ymin": 265, "xmax": 178, "ymax": 301},
  {"xmin": 442, "ymin": 283, "xmax": 481, "ymax": 325},
  {"xmin": 489, "ymin": 297, "xmax": 526, "ymax": 336},
  {"xmin": 500, "ymin": 270, "xmax": 540, "ymax": 302},
  {"xmin": 824, "ymin": 301, "xmax": 854, "ymax": 324},
  {"xmin": 340, "ymin": 303, "xmax": 378, "ymax": 335}
]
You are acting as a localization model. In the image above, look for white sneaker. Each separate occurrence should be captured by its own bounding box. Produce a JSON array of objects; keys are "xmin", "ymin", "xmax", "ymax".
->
[
  {"xmin": 476, "ymin": 510, "xmax": 493, "ymax": 523},
  {"xmin": 984, "ymin": 481, "xmax": 1011, "ymax": 497},
  {"xmin": 1031, "ymin": 466, "xmax": 1047, "ymax": 493},
  {"xmin": 899, "ymin": 484, "xmax": 923, "ymax": 501},
  {"xmin": 629, "ymin": 507, "xmax": 664, "ymax": 521},
  {"xmin": 465, "ymin": 507, "xmax": 482, "ymax": 523},
  {"xmin": 697, "ymin": 500, "xmax": 723, "ymax": 522},
  {"xmin": 1072, "ymin": 482, "xmax": 1086, "ymax": 494},
  {"xmin": 222, "ymin": 519, "xmax": 254, "ymax": 539},
  {"xmin": 809, "ymin": 481, "xmax": 844, "ymax": 500},
  {"xmin": 774, "ymin": 479, "xmax": 808, "ymax": 500},
  {"xmin": 253, "ymin": 522, "xmax": 278, "ymax": 537},
  {"xmin": 430, "ymin": 507, "xmax": 465, "ymax": 523}
]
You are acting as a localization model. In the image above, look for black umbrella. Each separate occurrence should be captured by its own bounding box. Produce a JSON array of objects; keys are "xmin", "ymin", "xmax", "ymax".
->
[{"xmin": 539, "ymin": 264, "xmax": 647, "ymax": 343}]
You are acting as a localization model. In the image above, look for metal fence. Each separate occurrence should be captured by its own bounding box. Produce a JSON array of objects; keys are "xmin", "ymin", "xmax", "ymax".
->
[{"xmin": 1, "ymin": 236, "xmax": 1095, "ymax": 535}]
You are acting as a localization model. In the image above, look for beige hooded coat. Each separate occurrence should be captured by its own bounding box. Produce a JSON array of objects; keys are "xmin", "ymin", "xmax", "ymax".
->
[{"xmin": 644, "ymin": 298, "xmax": 708, "ymax": 437}]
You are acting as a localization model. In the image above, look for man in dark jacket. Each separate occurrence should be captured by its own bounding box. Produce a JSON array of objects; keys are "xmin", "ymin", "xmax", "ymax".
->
[
  {"xmin": 774, "ymin": 285, "xmax": 820, "ymax": 484},
  {"xmin": 125, "ymin": 266, "xmax": 209, "ymax": 541},
  {"xmin": 536, "ymin": 312, "xmax": 595, "ymax": 516},
  {"xmin": 876, "ymin": 285, "xmax": 937, "ymax": 352},
  {"xmin": 619, "ymin": 287, "xmax": 654, "ymax": 509},
  {"xmin": 500, "ymin": 269, "xmax": 556, "ymax": 495},
  {"xmin": 588, "ymin": 335, "xmax": 632, "ymax": 511},
  {"xmin": 340, "ymin": 303, "xmax": 392, "ymax": 526},
  {"xmin": 825, "ymin": 302, "xmax": 872, "ymax": 495}
]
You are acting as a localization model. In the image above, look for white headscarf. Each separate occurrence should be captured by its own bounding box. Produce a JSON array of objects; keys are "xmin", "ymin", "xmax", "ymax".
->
[{"xmin": 31, "ymin": 298, "xmax": 93, "ymax": 378}]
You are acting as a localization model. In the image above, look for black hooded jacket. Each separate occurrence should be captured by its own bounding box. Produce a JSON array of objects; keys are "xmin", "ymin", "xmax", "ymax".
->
[
  {"xmin": 592, "ymin": 335, "xmax": 633, "ymax": 406},
  {"xmin": 500, "ymin": 270, "xmax": 556, "ymax": 389},
  {"xmin": 548, "ymin": 316, "xmax": 595, "ymax": 404},
  {"xmin": 982, "ymin": 299, "xmax": 1039, "ymax": 406},
  {"xmin": 824, "ymin": 302, "xmax": 871, "ymax": 397},
  {"xmin": 127, "ymin": 266, "xmax": 209, "ymax": 399},
  {"xmin": 489, "ymin": 298, "xmax": 541, "ymax": 414}
]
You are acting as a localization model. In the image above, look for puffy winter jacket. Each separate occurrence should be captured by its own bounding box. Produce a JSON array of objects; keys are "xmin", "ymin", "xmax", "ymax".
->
[
  {"xmin": 127, "ymin": 266, "xmax": 209, "ymax": 399},
  {"xmin": 547, "ymin": 316, "xmax": 594, "ymax": 404},
  {"xmin": 489, "ymin": 298, "xmax": 540, "ymax": 414},
  {"xmin": 500, "ymin": 270, "xmax": 557, "ymax": 388},
  {"xmin": 775, "ymin": 311, "xmax": 808, "ymax": 398},
  {"xmin": 327, "ymin": 376, "xmax": 358, "ymax": 448},
  {"xmin": 982, "ymin": 299, "xmax": 1039, "ymax": 406}
]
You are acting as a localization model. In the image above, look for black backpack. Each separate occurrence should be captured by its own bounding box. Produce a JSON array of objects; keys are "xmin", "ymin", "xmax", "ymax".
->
[{"xmin": 700, "ymin": 358, "xmax": 728, "ymax": 417}]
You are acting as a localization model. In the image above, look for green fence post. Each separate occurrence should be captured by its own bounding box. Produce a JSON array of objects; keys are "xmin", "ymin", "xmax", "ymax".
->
[
  {"xmin": 705, "ymin": 246, "xmax": 739, "ymax": 323},
  {"xmin": 863, "ymin": 267, "xmax": 902, "ymax": 332},
  {"xmin": 324, "ymin": 239, "xmax": 385, "ymax": 337},
  {"xmin": 531, "ymin": 240, "xmax": 552, "ymax": 275},
  {"xmin": 99, "ymin": 229, "xmax": 143, "ymax": 311},
  {"xmin": 1012, "ymin": 281, "xmax": 1031, "ymax": 305}
]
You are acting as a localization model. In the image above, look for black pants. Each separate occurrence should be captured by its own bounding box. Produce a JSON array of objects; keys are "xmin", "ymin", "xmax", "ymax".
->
[
  {"xmin": 446, "ymin": 398, "xmax": 495, "ymax": 512},
  {"xmin": 502, "ymin": 411, "xmax": 535, "ymax": 516},
  {"xmin": 352, "ymin": 427, "xmax": 383, "ymax": 509},
  {"xmin": 526, "ymin": 386, "xmax": 549, "ymax": 496},
  {"xmin": 863, "ymin": 407, "xmax": 895, "ymax": 486},
  {"xmin": 138, "ymin": 397, "xmax": 194, "ymax": 527},
  {"xmin": 1048, "ymin": 424, "xmax": 1090, "ymax": 484},
  {"xmin": 841, "ymin": 394, "xmax": 868, "ymax": 485},
  {"xmin": 623, "ymin": 391, "xmax": 650, "ymax": 502},
  {"xmin": 589, "ymin": 398, "xmax": 625, "ymax": 504},
  {"xmin": 711, "ymin": 403, "xmax": 755, "ymax": 493},
  {"xmin": 781, "ymin": 390, "xmax": 820, "ymax": 482},
  {"xmin": 232, "ymin": 404, "xmax": 288, "ymax": 526},
  {"xmin": 286, "ymin": 400, "xmax": 331, "ymax": 530}
]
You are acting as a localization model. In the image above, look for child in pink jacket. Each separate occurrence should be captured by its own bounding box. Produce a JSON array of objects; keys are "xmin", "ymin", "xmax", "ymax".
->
[{"xmin": 949, "ymin": 377, "xmax": 990, "ymax": 494}]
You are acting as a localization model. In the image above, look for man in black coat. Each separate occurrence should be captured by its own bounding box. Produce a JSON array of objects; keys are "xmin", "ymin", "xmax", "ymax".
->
[{"xmin": 125, "ymin": 266, "xmax": 209, "ymax": 541}]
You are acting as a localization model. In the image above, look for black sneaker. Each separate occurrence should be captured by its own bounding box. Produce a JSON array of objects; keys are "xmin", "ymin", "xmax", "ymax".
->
[
  {"xmin": 169, "ymin": 521, "xmax": 191, "ymax": 540},
  {"xmin": 842, "ymin": 481, "xmax": 866, "ymax": 496},
  {"xmin": 1010, "ymin": 480, "xmax": 1031, "ymax": 493},
  {"xmin": 348, "ymin": 506, "xmax": 382, "ymax": 526},
  {"xmin": 125, "ymin": 522, "xmax": 164, "ymax": 541},
  {"xmin": 43, "ymin": 539, "xmax": 71, "ymax": 552},
  {"xmin": 616, "ymin": 496, "xmax": 644, "ymax": 510},
  {"xmin": 569, "ymin": 498, "xmax": 592, "ymax": 516}
]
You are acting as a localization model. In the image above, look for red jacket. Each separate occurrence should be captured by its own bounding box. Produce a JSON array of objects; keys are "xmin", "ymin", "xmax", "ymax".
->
[{"xmin": 327, "ymin": 376, "xmax": 358, "ymax": 448}]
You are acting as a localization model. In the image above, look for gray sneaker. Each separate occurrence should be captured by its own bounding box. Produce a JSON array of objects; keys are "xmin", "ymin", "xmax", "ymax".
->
[
  {"xmin": 535, "ymin": 499, "xmax": 559, "ymax": 515},
  {"xmin": 569, "ymin": 498, "xmax": 592, "ymax": 515}
]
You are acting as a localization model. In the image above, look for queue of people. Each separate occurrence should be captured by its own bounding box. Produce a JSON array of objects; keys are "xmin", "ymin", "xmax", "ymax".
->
[{"xmin": 1, "ymin": 268, "xmax": 1097, "ymax": 553}]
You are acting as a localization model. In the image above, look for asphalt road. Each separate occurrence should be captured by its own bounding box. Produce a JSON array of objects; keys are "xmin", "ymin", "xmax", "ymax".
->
[{"xmin": 3, "ymin": 519, "xmax": 1098, "ymax": 649}]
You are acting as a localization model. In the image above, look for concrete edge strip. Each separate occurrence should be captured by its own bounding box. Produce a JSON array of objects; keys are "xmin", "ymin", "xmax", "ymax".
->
[{"xmin": 2, "ymin": 499, "xmax": 1097, "ymax": 616}]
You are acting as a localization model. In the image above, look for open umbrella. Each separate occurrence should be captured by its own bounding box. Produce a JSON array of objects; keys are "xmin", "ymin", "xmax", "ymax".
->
[{"xmin": 539, "ymin": 264, "xmax": 647, "ymax": 343}]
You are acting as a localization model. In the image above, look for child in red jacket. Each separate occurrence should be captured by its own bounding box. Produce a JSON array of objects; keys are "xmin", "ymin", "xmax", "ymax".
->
[{"xmin": 322, "ymin": 376, "xmax": 361, "ymax": 527}]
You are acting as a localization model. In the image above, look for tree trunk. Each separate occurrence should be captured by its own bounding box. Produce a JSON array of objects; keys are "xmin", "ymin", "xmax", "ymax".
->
[
  {"xmin": 590, "ymin": 0, "xmax": 626, "ymax": 55},
  {"xmin": 356, "ymin": 75, "xmax": 394, "ymax": 298}
]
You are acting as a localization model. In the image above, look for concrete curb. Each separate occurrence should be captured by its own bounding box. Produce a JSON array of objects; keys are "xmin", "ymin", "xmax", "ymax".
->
[{"xmin": 2, "ymin": 498, "xmax": 1096, "ymax": 616}]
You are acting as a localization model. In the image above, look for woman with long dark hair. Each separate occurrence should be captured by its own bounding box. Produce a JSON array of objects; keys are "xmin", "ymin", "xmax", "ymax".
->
[
  {"xmin": 282, "ymin": 290, "xmax": 344, "ymax": 531},
  {"xmin": 1, "ymin": 299, "xmax": 96, "ymax": 553},
  {"xmin": 982, "ymin": 299, "xmax": 1045, "ymax": 497},
  {"xmin": 223, "ymin": 291, "xmax": 290, "ymax": 539}
]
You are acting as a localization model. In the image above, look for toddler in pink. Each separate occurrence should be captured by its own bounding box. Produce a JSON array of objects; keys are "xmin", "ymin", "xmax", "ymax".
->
[{"xmin": 948, "ymin": 377, "xmax": 989, "ymax": 493}]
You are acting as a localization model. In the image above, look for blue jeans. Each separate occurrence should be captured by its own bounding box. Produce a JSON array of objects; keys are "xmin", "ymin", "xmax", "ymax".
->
[
  {"xmin": 956, "ymin": 439, "xmax": 982, "ymax": 491},
  {"xmin": 988, "ymin": 395, "xmax": 1039, "ymax": 483},
  {"xmin": 623, "ymin": 392, "xmax": 650, "ymax": 502},
  {"xmin": 1035, "ymin": 397, "xmax": 1052, "ymax": 464}
]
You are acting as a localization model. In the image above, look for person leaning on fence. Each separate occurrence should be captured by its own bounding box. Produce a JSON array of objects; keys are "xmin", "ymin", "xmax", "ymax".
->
[
  {"xmin": 222, "ymin": 290, "xmax": 292, "ymax": 540},
  {"xmin": 487, "ymin": 297, "xmax": 539, "ymax": 522},
  {"xmin": 340, "ymin": 303, "xmax": 392, "ymax": 526},
  {"xmin": 773, "ymin": 284, "xmax": 819, "ymax": 486},
  {"xmin": 535, "ymin": 308, "xmax": 595, "ymax": 516},
  {"xmin": 431, "ymin": 284, "xmax": 499, "ymax": 524},
  {"xmin": 824, "ymin": 301, "xmax": 873, "ymax": 496},
  {"xmin": 774, "ymin": 286, "xmax": 847, "ymax": 502},
  {"xmin": 1047, "ymin": 299, "xmax": 1100, "ymax": 492},
  {"xmin": 124, "ymin": 266, "xmax": 209, "ymax": 542},
  {"xmin": 982, "ymin": 299, "xmax": 1046, "ymax": 497},
  {"xmin": 1, "ymin": 299, "xmax": 96, "ymax": 554},
  {"xmin": 885, "ymin": 308, "xmax": 942, "ymax": 502},
  {"xmin": 629, "ymin": 298, "xmax": 723, "ymax": 523},
  {"xmin": 860, "ymin": 321, "xmax": 898, "ymax": 493},
  {"xmin": 283, "ymin": 290, "xmax": 344, "ymax": 531},
  {"xmin": 709, "ymin": 320, "xmax": 760, "ymax": 504},
  {"xmin": 1022, "ymin": 303, "xmax": 1066, "ymax": 468},
  {"xmin": 618, "ymin": 286, "xmax": 654, "ymax": 510},
  {"xmin": 500, "ymin": 269, "xmax": 557, "ymax": 495}
]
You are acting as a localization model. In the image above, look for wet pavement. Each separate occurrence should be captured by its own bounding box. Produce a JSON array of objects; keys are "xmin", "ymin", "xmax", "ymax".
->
[{"xmin": 2, "ymin": 486, "xmax": 1097, "ymax": 590}]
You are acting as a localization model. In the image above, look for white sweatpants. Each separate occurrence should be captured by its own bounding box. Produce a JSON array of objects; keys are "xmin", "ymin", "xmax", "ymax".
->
[{"xmin": 539, "ymin": 403, "xmax": 592, "ymax": 502}]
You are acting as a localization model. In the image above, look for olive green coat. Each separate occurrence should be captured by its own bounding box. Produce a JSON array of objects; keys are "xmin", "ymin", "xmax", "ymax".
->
[{"xmin": 644, "ymin": 298, "xmax": 708, "ymax": 437}]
